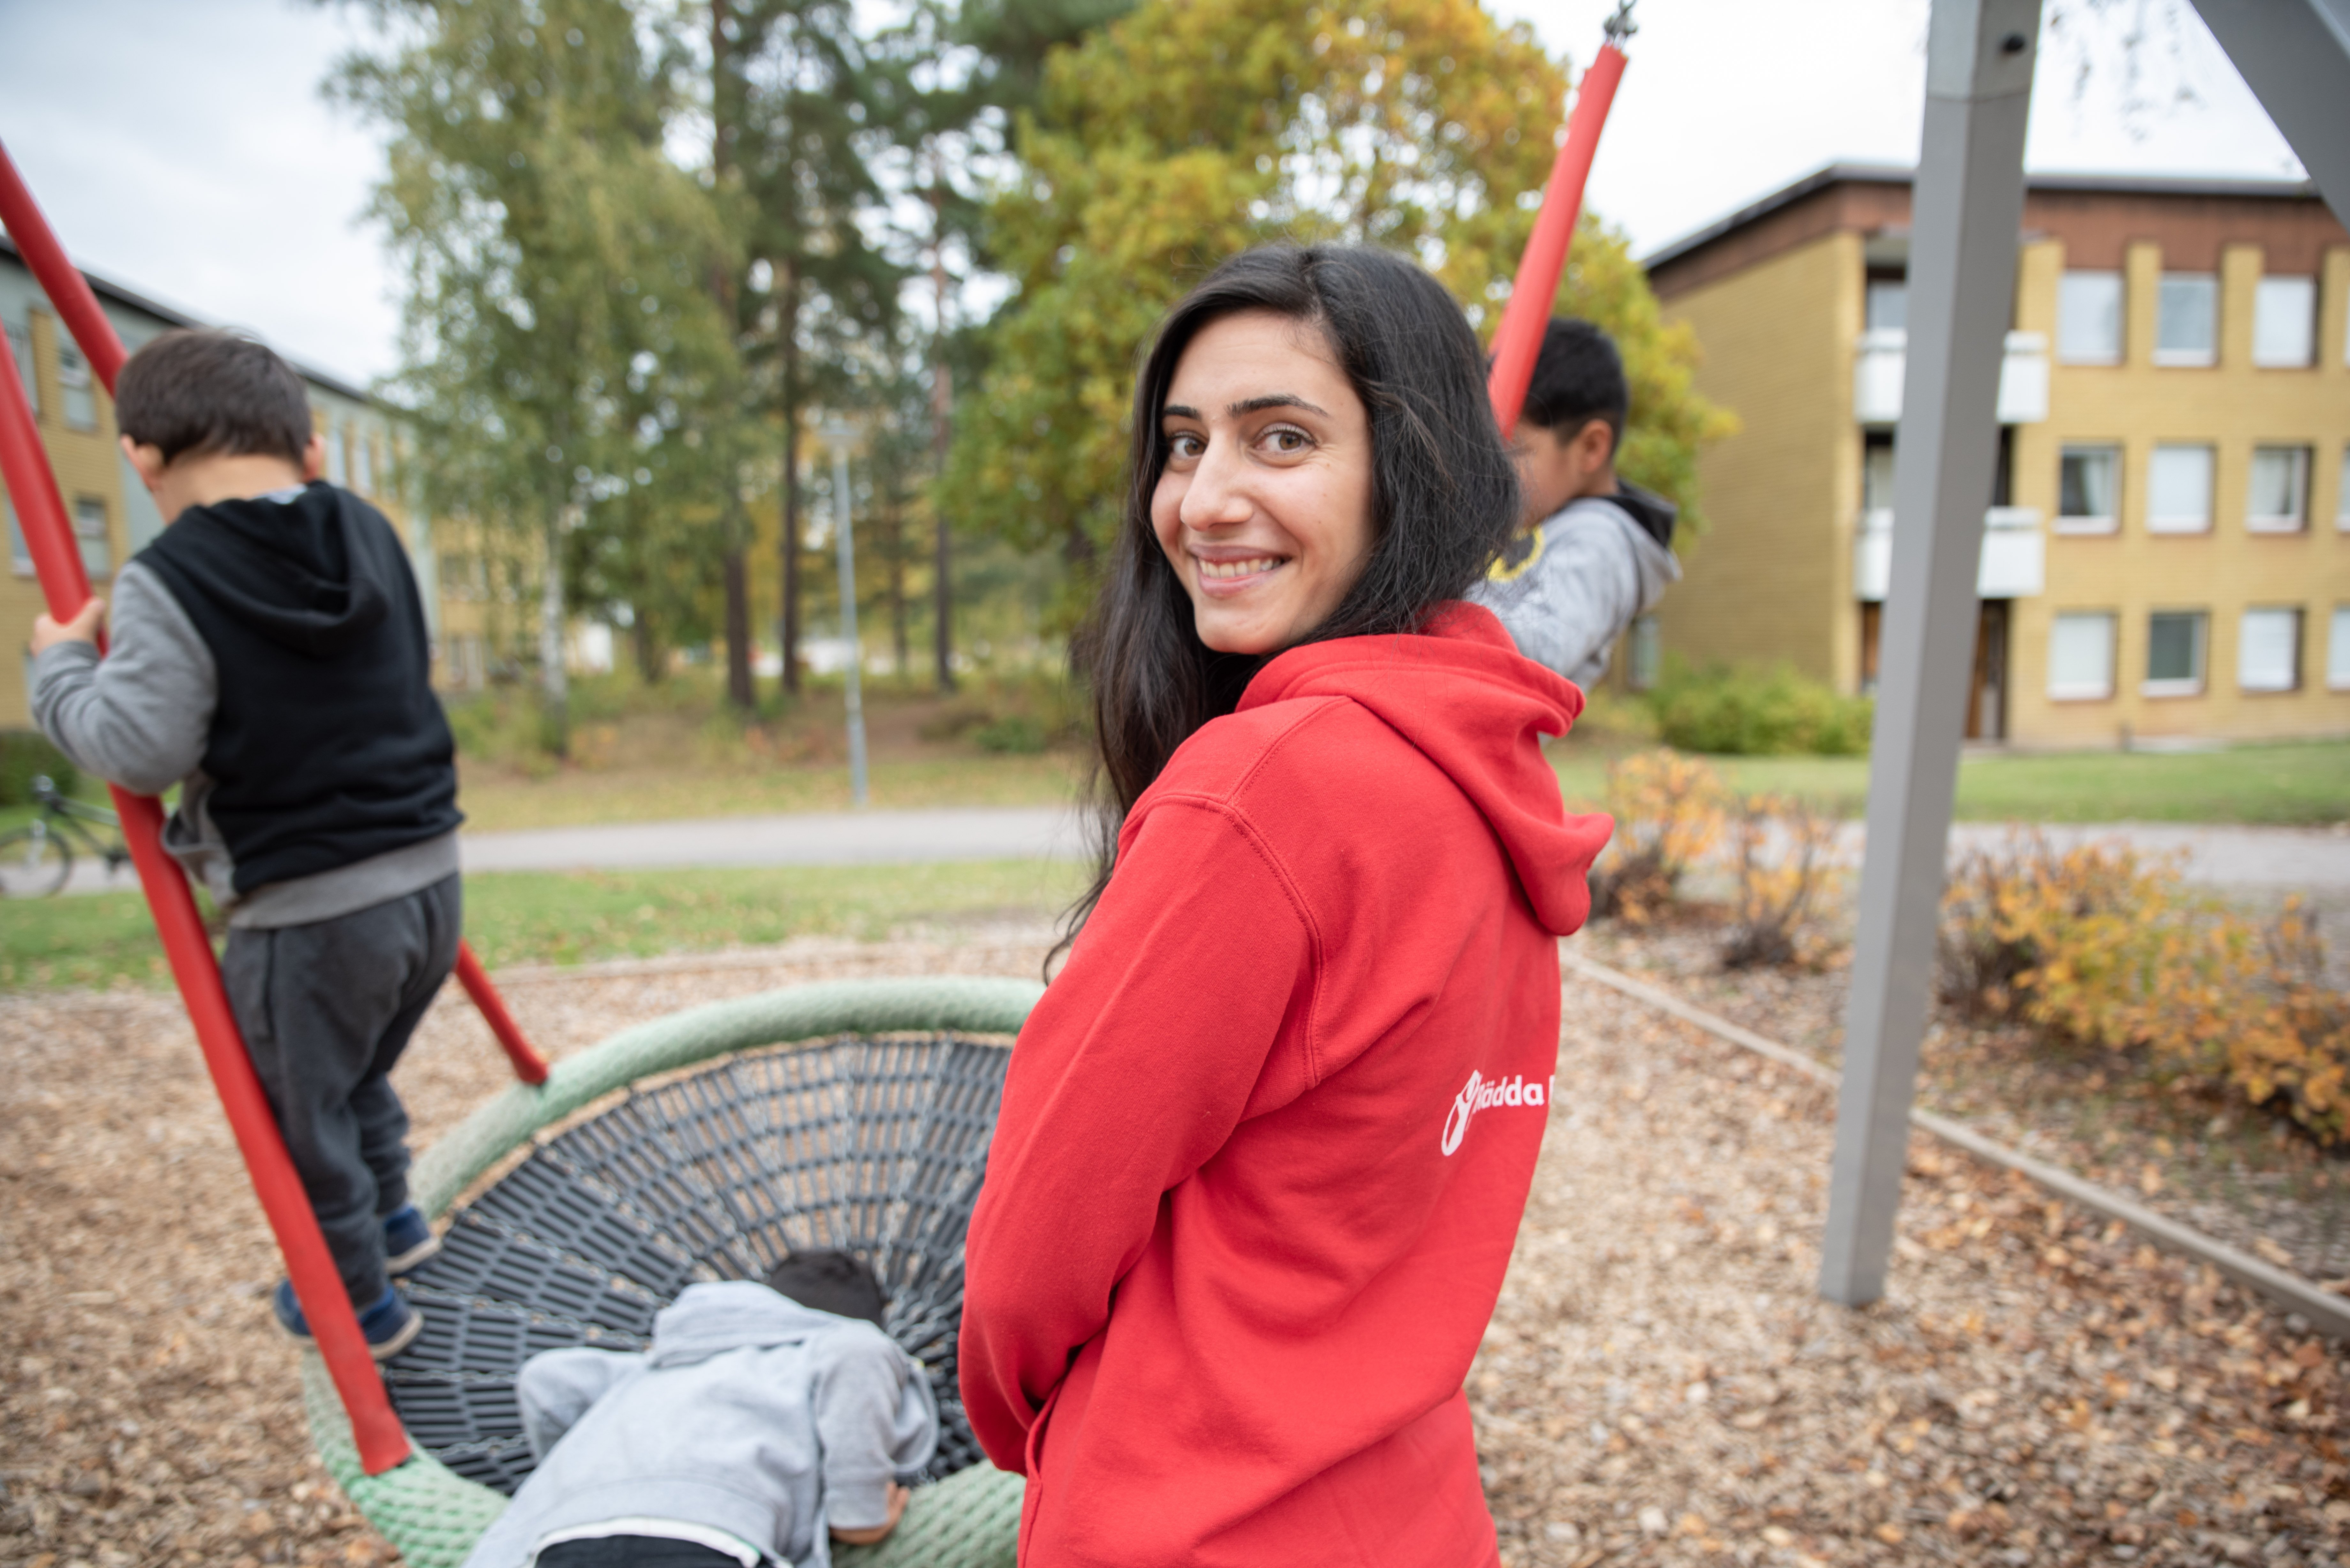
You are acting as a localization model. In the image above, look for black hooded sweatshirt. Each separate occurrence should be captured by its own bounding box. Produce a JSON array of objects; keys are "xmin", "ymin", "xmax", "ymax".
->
[{"xmin": 134, "ymin": 482, "xmax": 460, "ymax": 894}]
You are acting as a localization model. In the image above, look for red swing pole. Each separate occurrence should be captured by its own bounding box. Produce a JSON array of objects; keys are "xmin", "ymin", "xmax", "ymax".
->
[
  {"xmin": 0, "ymin": 141, "xmax": 547, "ymax": 1088},
  {"xmin": 1486, "ymin": 4, "xmax": 1635, "ymax": 440}
]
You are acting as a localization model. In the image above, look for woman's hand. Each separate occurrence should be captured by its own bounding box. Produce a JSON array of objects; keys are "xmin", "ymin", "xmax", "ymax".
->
[{"xmin": 830, "ymin": 1481, "xmax": 911, "ymax": 1545}]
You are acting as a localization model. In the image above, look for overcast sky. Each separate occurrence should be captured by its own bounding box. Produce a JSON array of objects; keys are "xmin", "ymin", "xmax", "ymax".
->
[{"xmin": 0, "ymin": 0, "xmax": 2308, "ymax": 388}]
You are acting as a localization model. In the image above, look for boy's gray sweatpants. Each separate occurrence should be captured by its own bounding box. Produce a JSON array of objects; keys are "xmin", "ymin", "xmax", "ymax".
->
[{"xmin": 222, "ymin": 874, "xmax": 462, "ymax": 1308}]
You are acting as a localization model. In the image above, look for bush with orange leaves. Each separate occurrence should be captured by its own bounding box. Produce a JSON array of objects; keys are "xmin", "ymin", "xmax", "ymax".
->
[
  {"xmin": 1720, "ymin": 794, "xmax": 1846, "ymax": 970},
  {"xmin": 1938, "ymin": 833, "xmax": 2350, "ymax": 1144},
  {"xmin": 1592, "ymin": 750, "xmax": 1726, "ymax": 925}
]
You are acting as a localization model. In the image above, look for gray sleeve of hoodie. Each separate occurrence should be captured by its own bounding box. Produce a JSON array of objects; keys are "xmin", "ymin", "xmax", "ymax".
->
[
  {"xmin": 1468, "ymin": 499, "xmax": 1682, "ymax": 688},
  {"xmin": 813, "ymin": 1327, "xmax": 940, "ymax": 1530},
  {"xmin": 514, "ymin": 1346, "xmax": 645, "ymax": 1460},
  {"xmin": 30, "ymin": 562, "xmax": 216, "ymax": 797}
]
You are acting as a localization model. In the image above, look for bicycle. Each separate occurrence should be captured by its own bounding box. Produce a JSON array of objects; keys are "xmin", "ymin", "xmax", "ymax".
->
[{"xmin": 0, "ymin": 775, "xmax": 134, "ymax": 898}]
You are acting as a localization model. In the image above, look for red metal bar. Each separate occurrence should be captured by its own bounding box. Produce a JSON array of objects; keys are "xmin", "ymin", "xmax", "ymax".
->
[
  {"xmin": 0, "ymin": 144, "xmax": 126, "ymax": 393},
  {"xmin": 454, "ymin": 942, "xmax": 550, "ymax": 1085},
  {"xmin": 0, "ymin": 324, "xmax": 412, "ymax": 1474},
  {"xmin": 1486, "ymin": 37, "xmax": 1631, "ymax": 440}
]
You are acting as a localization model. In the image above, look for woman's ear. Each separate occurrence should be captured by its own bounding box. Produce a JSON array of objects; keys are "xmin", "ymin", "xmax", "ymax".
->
[{"xmin": 302, "ymin": 432, "xmax": 328, "ymax": 482}]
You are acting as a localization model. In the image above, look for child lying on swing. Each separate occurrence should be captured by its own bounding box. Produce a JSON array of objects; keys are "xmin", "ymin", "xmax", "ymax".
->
[{"xmin": 461, "ymin": 1250, "xmax": 938, "ymax": 1568}]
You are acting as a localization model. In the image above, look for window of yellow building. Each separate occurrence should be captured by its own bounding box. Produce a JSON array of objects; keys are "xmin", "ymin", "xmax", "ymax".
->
[
  {"xmin": 2252, "ymin": 276, "xmax": 2316, "ymax": 368},
  {"xmin": 2246, "ymin": 446, "xmax": 2311, "ymax": 533},
  {"xmin": 354, "ymin": 426, "xmax": 375, "ymax": 494},
  {"xmin": 2154, "ymin": 274, "xmax": 2217, "ymax": 367},
  {"xmin": 2336, "ymin": 448, "xmax": 2348, "ymax": 531},
  {"xmin": 324, "ymin": 420, "xmax": 347, "ymax": 486},
  {"xmin": 2147, "ymin": 444, "xmax": 2213, "ymax": 534},
  {"xmin": 2049, "ymin": 612, "xmax": 2116, "ymax": 700},
  {"xmin": 2238, "ymin": 607, "xmax": 2303, "ymax": 693},
  {"xmin": 4, "ymin": 318, "xmax": 35, "ymax": 414},
  {"xmin": 2057, "ymin": 445, "xmax": 2119, "ymax": 534},
  {"xmin": 6, "ymin": 498, "xmax": 30, "ymax": 577},
  {"xmin": 2330, "ymin": 607, "xmax": 2350, "ymax": 691},
  {"xmin": 57, "ymin": 343, "xmax": 97, "ymax": 430},
  {"xmin": 72, "ymin": 497, "xmax": 110, "ymax": 578},
  {"xmin": 2057, "ymin": 271, "xmax": 2122, "ymax": 365},
  {"xmin": 2143, "ymin": 611, "xmax": 2207, "ymax": 697}
]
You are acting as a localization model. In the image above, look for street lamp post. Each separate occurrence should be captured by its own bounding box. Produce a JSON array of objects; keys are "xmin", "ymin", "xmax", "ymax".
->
[{"xmin": 821, "ymin": 418, "xmax": 870, "ymax": 808}]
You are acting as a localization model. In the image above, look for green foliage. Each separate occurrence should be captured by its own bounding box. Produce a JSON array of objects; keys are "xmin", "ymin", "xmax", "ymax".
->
[
  {"xmin": 947, "ymin": 0, "xmax": 1733, "ymax": 622},
  {"xmin": 0, "ymin": 731, "xmax": 77, "ymax": 807},
  {"xmin": 1646, "ymin": 660, "xmax": 1874, "ymax": 757},
  {"xmin": 974, "ymin": 714, "xmax": 1049, "ymax": 754}
]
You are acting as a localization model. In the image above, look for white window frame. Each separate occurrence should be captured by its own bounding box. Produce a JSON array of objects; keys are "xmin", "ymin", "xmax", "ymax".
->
[
  {"xmin": 71, "ymin": 495, "xmax": 110, "ymax": 578},
  {"xmin": 2246, "ymin": 445, "xmax": 2311, "ymax": 534},
  {"xmin": 2237, "ymin": 607, "xmax": 2302, "ymax": 694},
  {"xmin": 2338, "ymin": 447, "xmax": 2349, "ymax": 533},
  {"xmin": 324, "ymin": 421, "xmax": 348, "ymax": 486},
  {"xmin": 2146, "ymin": 443, "xmax": 2213, "ymax": 534},
  {"xmin": 2055, "ymin": 445, "xmax": 2120, "ymax": 535},
  {"xmin": 2057, "ymin": 271, "xmax": 2123, "ymax": 365},
  {"xmin": 2253, "ymin": 276, "xmax": 2317, "ymax": 368},
  {"xmin": 2142, "ymin": 610, "xmax": 2207, "ymax": 697},
  {"xmin": 2154, "ymin": 273, "xmax": 2218, "ymax": 367},
  {"xmin": 2048, "ymin": 611, "xmax": 2117, "ymax": 701},
  {"xmin": 4, "ymin": 318, "xmax": 35, "ymax": 416},
  {"xmin": 6, "ymin": 498, "xmax": 31, "ymax": 577},
  {"xmin": 56, "ymin": 343, "xmax": 96, "ymax": 431},
  {"xmin": 1865, "ymin": 280, "xmax": 1907, "ymax": 335},
  {"xmin": 2330, "ymin": 606, "xmax": 2350, "ymax": 692}
]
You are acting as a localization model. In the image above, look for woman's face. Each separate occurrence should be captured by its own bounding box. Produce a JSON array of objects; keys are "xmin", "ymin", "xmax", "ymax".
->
[{"xmin": 1151, "ymin": 310, "xmax": 1376, "ymax": 656}]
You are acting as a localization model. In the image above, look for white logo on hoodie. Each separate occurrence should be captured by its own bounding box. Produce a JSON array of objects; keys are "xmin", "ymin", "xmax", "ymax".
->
[{"xmin": 1439, "ymin": 1068, "xmax": 1551, "ymax": 1156}]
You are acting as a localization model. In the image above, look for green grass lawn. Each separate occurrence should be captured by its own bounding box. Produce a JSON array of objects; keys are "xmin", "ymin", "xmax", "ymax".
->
[
  {"xmin": 0, "ymin": 859, "xmax": 1087, "ymax": 992},
  {"xmin": 455, "ymin": 752, "xmax": 1079, "ymax": 833},
  {"xmin": 1550, "ymin": 740, "xmax": 2350, "ymax": 825}
]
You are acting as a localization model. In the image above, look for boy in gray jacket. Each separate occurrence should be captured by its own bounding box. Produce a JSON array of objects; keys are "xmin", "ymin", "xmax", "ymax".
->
[
  {"xmin": 29, "ymin": 330, "xmax": 461, "ymax": 1357},
  {"xmin": 462, "ymin": 1251, "xmax": 939, "ymax": 1568},
  {"xmin": 1470, "ymin": 317, "xmax": 1681, "ymax": 689}
]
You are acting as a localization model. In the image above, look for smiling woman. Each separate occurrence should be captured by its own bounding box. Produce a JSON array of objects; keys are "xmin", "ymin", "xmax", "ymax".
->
[{"xmin": 958, "ymin": 246, "xmax": 1615, "ymax": 1568}]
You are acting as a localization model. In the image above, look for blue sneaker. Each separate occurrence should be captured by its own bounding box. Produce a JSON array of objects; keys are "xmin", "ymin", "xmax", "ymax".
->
[
  {"xmin": 271, "ymin": 1280, "xmax": 423, "ymax": 1361},
  {"xmin": 383, "ymin": 1205, "xmax": 441, "ymax": 1276}
]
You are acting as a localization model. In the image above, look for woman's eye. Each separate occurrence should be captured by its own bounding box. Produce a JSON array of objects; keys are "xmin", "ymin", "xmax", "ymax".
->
[
  {"xmin": 1264, "ymin": 427, "xmax": 1311, "ymax": 454},
  {"xmin": 1167, "ymin": 432, "xmax": 1205, "ymax": 459}
]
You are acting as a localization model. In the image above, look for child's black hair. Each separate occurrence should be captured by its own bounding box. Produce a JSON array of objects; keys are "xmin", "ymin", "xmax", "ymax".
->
[
  {"xmin": 764, "ymin": 1249, "xmax": 888, "ymax": 1327},
  {"xmin": 1519, "ymin": 317, "xmax": 1628, "ymax": 459},
  {"xmin": 114, "ymin": 329, "xmax": 314, "ymax": 467}
]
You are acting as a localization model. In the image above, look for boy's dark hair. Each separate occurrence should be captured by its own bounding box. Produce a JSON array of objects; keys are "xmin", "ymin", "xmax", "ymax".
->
[
  {"xmin": 115, "ymin": 329, "xmax": 314, "ymax": 467},
  {"xmin": 764, "ymin": 1249, "xmax": 888, "ymax": 1327},
  {"xmin": 1519, "ymin": 317, "xmax": 1628, "ymax": 458}
]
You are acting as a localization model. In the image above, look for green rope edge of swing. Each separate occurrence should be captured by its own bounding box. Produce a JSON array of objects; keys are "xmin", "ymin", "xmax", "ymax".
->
[{"xmin": 305, "ymin": 974, "xmax": 1042, "ymax": 1568}]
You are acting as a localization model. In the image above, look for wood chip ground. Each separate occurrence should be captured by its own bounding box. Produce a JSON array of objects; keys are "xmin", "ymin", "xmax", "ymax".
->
[{"xmin": 3, "ymin": 933, "xmax": 2342, "ymax": 1565}]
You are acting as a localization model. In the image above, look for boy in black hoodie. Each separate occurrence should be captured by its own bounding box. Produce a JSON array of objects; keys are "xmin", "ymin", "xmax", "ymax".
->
[{"xmin": 29, "ymin": 329, "xmax": 461, "ymax": 1358}]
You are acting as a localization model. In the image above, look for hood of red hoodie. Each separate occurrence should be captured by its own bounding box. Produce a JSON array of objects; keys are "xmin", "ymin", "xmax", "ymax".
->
[{"xmin": 1237, "ymin": 602, "xmax": 1614, "ymax": 937}]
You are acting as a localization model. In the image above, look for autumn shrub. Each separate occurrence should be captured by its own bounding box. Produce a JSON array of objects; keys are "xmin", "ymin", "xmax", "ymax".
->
[
  {"xmin": 1647, "ymin": 660, "xmax": 1873, "ymax": 757},
  {"xmin": 1592, "ymin": 750, "xmax": 1725, "ymax": 925},
  {"xmin": 1720, "ymin": 795, "xmax": 1846, "ymax": 969},
  {"xmin": 1938, "ymin": 834, "xmax": 2350, "ymax": 1143}
]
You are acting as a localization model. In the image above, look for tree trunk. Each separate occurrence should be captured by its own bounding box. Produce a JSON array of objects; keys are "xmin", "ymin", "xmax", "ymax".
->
[
  {"xmin": 723, "ymin": 536, "xmax": 754, "ymax": 711},
  {"xmin": 633, "ymin": 616, "xmax": 664, "ymax": 684},
  {"xmin": 779, "ymin": 264, "xmax": 804, "ymax": 697},
  {"xmin": 539, "ymin": 505, "xmax": 569, "ymax": 758},
  {"xmin": 929, "ymin": 186, "xmax": 956, "ymax": 694},
  {"xmin": 886, "ymin": 499, "xmax": 909, "ymax": 677}
]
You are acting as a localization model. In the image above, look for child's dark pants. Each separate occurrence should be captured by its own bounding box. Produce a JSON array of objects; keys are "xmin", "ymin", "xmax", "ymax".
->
[{"xmin": 222, "ymin": 874, "xmax": 462, "ymax": 1308}]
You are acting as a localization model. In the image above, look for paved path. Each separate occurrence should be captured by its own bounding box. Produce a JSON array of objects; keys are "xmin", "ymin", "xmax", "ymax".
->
[{"xmin": 44, "ymin": 807, "xmax": 2350, "ymax": 893}]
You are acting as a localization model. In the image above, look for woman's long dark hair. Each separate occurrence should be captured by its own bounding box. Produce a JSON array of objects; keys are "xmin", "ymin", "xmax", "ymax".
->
[{"xmin": 1057, "ymin": 244, "xmax": 1519, "ymax": 955}]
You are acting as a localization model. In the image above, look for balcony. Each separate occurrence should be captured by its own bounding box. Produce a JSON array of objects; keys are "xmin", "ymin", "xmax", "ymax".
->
[
  {"xmin": 1853, "ymin": 330, "xmax": 2050, "ymax": 425},
  {"xmin": 1854, "ymin": 506, "xmax": 2044, "ymax": 603}
]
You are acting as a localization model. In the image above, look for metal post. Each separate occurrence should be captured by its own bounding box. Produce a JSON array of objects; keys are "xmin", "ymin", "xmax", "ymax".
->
[
  {"xmin": 2187, "ymin": 0, "xmax": 2350, "ymax": 233},
  {"xmin": 828, "ymin": 429, "xmax": 870, "ymax": 808},
  {"xmin": 1819, "ymin": 0, "xmax": 2042, "ymax": 1307}
]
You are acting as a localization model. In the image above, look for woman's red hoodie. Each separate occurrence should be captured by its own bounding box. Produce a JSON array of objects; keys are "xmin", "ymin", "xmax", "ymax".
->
[{"xmin": 959, "ymin": 605, "xmax": 1612, "ymax": 1567}]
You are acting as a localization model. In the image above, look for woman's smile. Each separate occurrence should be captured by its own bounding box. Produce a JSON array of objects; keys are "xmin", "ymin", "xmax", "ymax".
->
[{"xmin": 1151, "ymin": 310, "xmax": 1375, "ymax": 656}]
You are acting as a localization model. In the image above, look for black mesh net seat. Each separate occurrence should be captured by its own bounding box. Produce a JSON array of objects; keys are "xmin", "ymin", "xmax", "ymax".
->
[{"xmin": 303, "ymin": 978, "xmax": 1037, "ymax": 1568}]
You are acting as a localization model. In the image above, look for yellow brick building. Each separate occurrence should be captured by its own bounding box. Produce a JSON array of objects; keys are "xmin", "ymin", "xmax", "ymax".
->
[
  {"xmin": 1645, "ymin": 167, "xmax": 2350, "ymax": 748},
  {"xmin": 1, "ymin": 237, "xmax": 449, "ymax": 728}
]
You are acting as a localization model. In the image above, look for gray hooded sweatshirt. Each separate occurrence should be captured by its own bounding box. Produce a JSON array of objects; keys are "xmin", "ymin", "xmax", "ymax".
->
[
  {"xmin": 459, "ymin": 1281, "xmax": 940, "ymax": 1568},
  {"xmin": 1467, "ymin": 482, "xmax": 1681, "ymax": 689}
]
